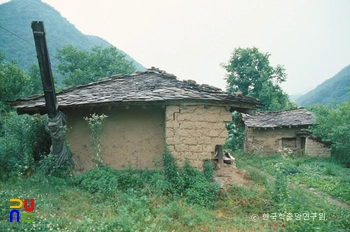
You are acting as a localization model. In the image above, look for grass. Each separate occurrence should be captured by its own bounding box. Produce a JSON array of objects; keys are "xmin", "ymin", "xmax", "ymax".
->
[
  {"xmin": 0, "ymin": 153, "xmax": 349, "ymax": 231},
  {"xmin": 234, "ymin": 152, "xmax": 350, "ymax": 205}
]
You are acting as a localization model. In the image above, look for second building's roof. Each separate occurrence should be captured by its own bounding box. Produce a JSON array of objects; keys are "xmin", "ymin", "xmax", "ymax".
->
[{"xmin": 241, "ymin": 108, "xmax": 314, "ymax": 128}]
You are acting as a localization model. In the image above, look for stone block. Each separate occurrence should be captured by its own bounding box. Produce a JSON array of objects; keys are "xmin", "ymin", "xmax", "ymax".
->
[
  {"xmin": 202, "ymin": 145, "xmax": 215, "ymax": 153},
  {"xmin": 188, "ymin": 145, "xmax": 203, "ymax": 153},
  {"xmin": 177, "ymin": 113, "xmax": 196, "ymax": 121},
  {"xmin": 176, "ymin": 129, "xmax": 191, "ymax": 138},
  {"xmin": 211, "ymin": 137, "xmax": 227, "ymax": 145},
  {"xmin": 197, "ymin": 136, "xmax": 211, "ymax": 145},
  {"xmin": 166, "ymin": 137, "xmax": 176, "ymax": 145},
  {"xmin": 165, "ymin": 128, "xmax": 175, "ymax": 137},
  {"xmin": 166, "ymin": 120, "xmax": 180, "ymax": 129},
  {"xmin": 181, "ymin": 152, "xmax": 193, "ymax": 159},
  {"xmin": 205, "ymin": 113, "xmax": 221, "ymax": 122},
  {"xmin": 194, "ymin": 121, "xmax": 207, "ymax": 129},
  {"xmin": 208, "ymin": 130, "xmax": 218, "ymax": 137},
  {"xmin": 175, "ymin": 144, "xmax": 188, "ymax": 152},
  {"xmin": 182, "ymin": 137, "xmax": 198, "ymax": 145},
  {"xmin": 218, "ymin": 130, "xmax": 229, "ymax": 139},
  {"xmin": 219, "ymin": 111, "xmax": 233, "ymax": 122},
  {"xmin": 180, "ymin": 121, "xmax": 195, "ymax": 129}
]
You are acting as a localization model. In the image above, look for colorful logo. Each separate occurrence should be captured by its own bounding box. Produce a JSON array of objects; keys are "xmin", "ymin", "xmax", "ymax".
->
[{"xmin": 9, "ymin": 198, "xmax": 35, "ymax": 222}]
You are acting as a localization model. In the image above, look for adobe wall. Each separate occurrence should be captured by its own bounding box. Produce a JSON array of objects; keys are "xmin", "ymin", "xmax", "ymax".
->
[
  {"xmin": 64, "ymin": 105, "xmax": 165, "ymax": 172},
  {"xmin": 244, "ymin": 126, "xmax": 308, "ymax": 155},
  {"xmin": 165, "ymin": 105, "xmax": 232, "ymax": 169},
  {"xmin": 305, "ymin": 137, "xmax": 331, "ymax": 157}
]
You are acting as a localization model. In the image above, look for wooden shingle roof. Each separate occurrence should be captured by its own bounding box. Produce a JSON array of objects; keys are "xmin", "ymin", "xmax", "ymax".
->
[
  {"xmin": 12, "ymin": 68, "xmax": 262, "ymax": 115},
  {"xmin": 241, "ymin": 108, "xmax": 314, "ymax": 128}
]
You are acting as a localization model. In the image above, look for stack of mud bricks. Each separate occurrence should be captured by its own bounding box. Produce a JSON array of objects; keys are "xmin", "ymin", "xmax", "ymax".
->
[
  {"xmin": 305, "ymin": 137, "xmax": 331, "ymax": 157},
  {"xmin": 165, "ymin": 105, "xmax": 232, "ymax": 169}
]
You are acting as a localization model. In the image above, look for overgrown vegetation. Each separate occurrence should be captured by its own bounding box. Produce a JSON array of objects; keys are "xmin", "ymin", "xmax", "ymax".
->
[
  {"xmin": 0, "ymin": 112, "xmax": 50, "ymax": 181},
  {"xmin": 309, "ymin": 99, "xmax": 350, "ymax": 167},
  {"xmin": 1, "ymin": 151, "xmax": 349, "ymax": 231},
  {"xmin": 235, "ymin": 152, "xmax": 350, "ymax": 205},
  {"xmin": 163, "ymin": 149, "xmax": 219, "ymax": 207}
]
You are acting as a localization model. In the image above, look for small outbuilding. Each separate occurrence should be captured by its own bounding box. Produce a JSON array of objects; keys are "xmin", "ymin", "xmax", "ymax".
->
[
  {"xmin": 12, "ymin": 68, "xmax": 262, "ymax": 171},
  {"xmin": 240, "ymin": 108, "xmax": 331, "ymax": 157}
]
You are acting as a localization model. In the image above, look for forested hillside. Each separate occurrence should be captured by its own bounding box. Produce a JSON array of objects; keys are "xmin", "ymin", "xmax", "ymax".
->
[
  {"xmin": 296, "ymin": 64, "xmax": 350, "ymax": 106},
  {"xmin": 0, "ymin": 0, "xmax": 145, "ymax": 75}
]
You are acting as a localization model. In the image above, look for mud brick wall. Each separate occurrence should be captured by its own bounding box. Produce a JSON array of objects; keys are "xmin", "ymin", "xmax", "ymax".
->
[
  {"xmin": 305, "ymin": 137, "xmax": 331, "ymax": 157},
  {"xmin": 244, "ymin": 126, "xmax": 308, "ymax": 155},
  {"xmin": 65, "ymin": 105, "xmax": 165, "ymax": 172},
  {"xmin": 165, "ymin": 105, "xmax": 232, "ymax": 169}
]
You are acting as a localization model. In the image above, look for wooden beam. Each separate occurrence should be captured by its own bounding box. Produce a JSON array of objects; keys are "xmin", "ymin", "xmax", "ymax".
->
[
  {"xmin": 31, "ymin": 21, "xmax": 58, "ymax": 118},
  {"xmin": 217, "ymin": 145, "xmax": 224, "ymax": 167}
]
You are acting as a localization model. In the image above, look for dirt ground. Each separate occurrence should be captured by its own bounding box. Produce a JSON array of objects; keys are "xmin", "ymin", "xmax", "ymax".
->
[{"xmin": 214, "ymin": 163, "xmax": 251, "ymax": 189}]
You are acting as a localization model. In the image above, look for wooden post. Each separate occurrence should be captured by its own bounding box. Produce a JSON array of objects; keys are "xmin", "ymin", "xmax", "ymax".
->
[
  {"xmin": 31, "ymin": 21, "xmax": 68, "ymax": 166},
  {"xmin": 217, "ymin": 145, "xmax": 223, "ymax": 167},
  {"xmin": 31, "ymin": 21, "xmax": 58, "ymax": 118}
]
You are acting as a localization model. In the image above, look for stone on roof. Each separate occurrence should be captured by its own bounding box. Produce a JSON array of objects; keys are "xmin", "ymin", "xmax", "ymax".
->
[
  {"xmin": 241, "ymin": 108, "xmax": 314, "ymax": 128},
  {"xmin": 12, "ymin": 67, "xmax": 262, "ymax": 115}
]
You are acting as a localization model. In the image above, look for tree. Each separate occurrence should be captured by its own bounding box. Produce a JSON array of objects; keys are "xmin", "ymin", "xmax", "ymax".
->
[
  {"xmin": 0, "ymin": 52, "xmax": 32, "ymax": 109},
  {"xmin": 257, "ymin": 82, "xmax": 297, "ymax": 111},
  {"xmin": 57, "ymin": 45, "xmax": 136, "ymax": 86},
  {"xmin": 222, "ymin": 47, "xmax": 294, "ymax": 111},
  {"xmin": 309, "ymin": 100, "xmax": 350, "ymax": 167},
  {"xmin": 28, "ymin": 63, "xmax": 43, "ymax": 95}
]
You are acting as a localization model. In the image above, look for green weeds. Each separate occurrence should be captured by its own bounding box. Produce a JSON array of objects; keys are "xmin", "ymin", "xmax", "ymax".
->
[
  {"xmin": 84, "ymin": 113, "xmax": 108, "ymax": 165},
  {"xmin": 1, "ymin": 149, "xmax": 349, "ymax": 231}
]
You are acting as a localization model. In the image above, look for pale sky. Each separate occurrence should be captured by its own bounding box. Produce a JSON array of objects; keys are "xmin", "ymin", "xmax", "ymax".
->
[{"xmin": 2, "ymin": 0, "xmax": 350, "ymax": 95}]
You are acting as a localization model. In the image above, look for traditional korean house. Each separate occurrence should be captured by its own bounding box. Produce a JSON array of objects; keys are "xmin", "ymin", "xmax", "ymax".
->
[
  {"xmin": 12, "ymin": 67, "xmax": 262, "ymax": 171},
  {"xmin": 240, "ymin": 108, "xmax": 331, "ymax": 157}
]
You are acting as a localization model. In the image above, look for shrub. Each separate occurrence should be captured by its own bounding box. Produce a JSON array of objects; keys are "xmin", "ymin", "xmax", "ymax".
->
[
  {"xmin": 37, "ymin": 151, "xmax": 72, "ymax": 177},
  {"xmin": 203, "ymin": 159, "xmax": 215, "ymax": 182},
  {"xmin": 162, "ymin": 149, "xmax": 219, "ymax": 207},
  {"xmin": 162, "ymin": 148, "xmax": 185, "ymax": 195},
  {"xmin": 75, "ymin": 165, "xmax": 119, "ymax": 194},
  {"xmin": 0, "ymin": 112, "xmax": 50, "ymax": 180}
]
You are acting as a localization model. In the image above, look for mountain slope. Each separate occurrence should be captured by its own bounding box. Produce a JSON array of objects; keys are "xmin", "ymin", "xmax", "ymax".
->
[
  {"xmin": 0, "ymin": 0, "xmax": 145, "ymax": 73},
  {"xmin": 296, "ymin": 64, "xmax": 350, "ymax": 106}
]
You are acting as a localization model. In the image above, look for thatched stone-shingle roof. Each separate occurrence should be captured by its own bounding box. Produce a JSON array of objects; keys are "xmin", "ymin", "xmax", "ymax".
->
[
  {"xmin": 12, "ymin": 68, "xmax": 262, "ymax": 115},
  {"xmin": 241, "ymin": 108, "xmax": 314, "ymax": 128}
]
